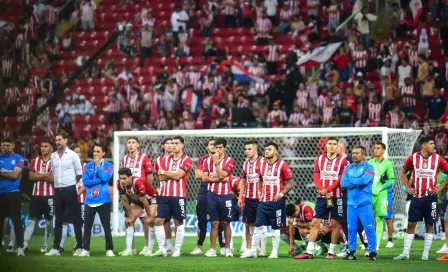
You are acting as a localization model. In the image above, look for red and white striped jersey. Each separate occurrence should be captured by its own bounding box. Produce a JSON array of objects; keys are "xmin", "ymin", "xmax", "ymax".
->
[
  {"xmin": 256, "ymin": 18, "xmax": 272, "ymax": 37},
  {"xmin": 202, "ymin": 155, "xmax": 235, "ymax": 195},
  {"xmin": 6, "ymin": 86, "xmax": 20, "ymax": 104},
  {"xmin": 322, "ymin": 106, "xmax": 334, "ymax": 124},
  {"xmin": 174, "ymin": 71, "xmax": 186, "ymax": 88},
  {"xmin": 230, "ymin": 176, "xmax": 240, "ymax": 196},
  {"xmin": 368, "ymin": 102, "xmax": 382, "ymax": 121},
  {"xmin": 202, "ymin": 80, "xmax": 216, "ymax": 96},
  {"xmin": 158, "ymin": 154, "xmax": 192, "ymax": 198},
  {"xmin": 121, "ymin": 117, "xmax": 133, "ymax": 130},
  {"xmin": 255, "ymin": 82, "xmax": 268, "ymax": 96},
  {"xmin": 307, "ymin": 83, "xmax": 318, "ymax": 99},
  {"xmin": 267, "ymin": 110, "xmax": 288, "ymax": 124},
  {"xmin": 121, "ymin": 152, "xmax": 153, "ymax": 179},
  {"xmin": 140, "ymin": 29, "xmax": 153, "ymax": 48},
  {"xmin": 129, "ymin": 94, "xmax": 141, "ymax": 113},
  {"xmin": 301, "ymin": 117, "xmax": 314, "ymax": 126},
  {"xmin": 107, "ymin": 97, "xmax": 121, "ymax": 113},
  {"xmin": 353, "ymin": 50, "xmax": 368, "ymax": 68},
  {"xmin": 15, "ymin": 33, "xmax": 24, "ymax": 48},
  {"xmin": 44, "ymin": 5, "xmax": 58, "ymax": 24},
  {"xmin": 328, "ymin": 4, "xmax": 340, "ymax": 22},
  {"xmin": 317, "ymin": 95, "xmax": 326, "ymax": 108},
  {"xmin": 386, "ymin": 111, "xmax": 404, "ymax": 128},
  {"xmin": 248, "ymin": 65, "xmax": 265, "ymax": 76},
  {"xmin": 313, "ymin": 155, "xmax": 347, "ymax": 198},
  {"xmin": 296, "ymin": 89, "xmax": 308, "ymax": 108},
  {"xmin": 30, "ymin": 157, "xmax": 53, "ymax": 196},
  {"xmin": 2, "ymin": 59, "xmax": 13, "ymax": 78},
  {"xmin": 222, "ymin": 3, "xmax": 236, "ymax": 15},
  {"xmin": 284, "ymin": 0, "xmax": 300, "ymax": 14},
  {"xmin": 290, "ymin": 203, "xmax": 314, "ymax": 226},
  {"xmin": 403, "ymin": 152, "xmax": 448, "ymax": 198},
  {"xmin": 187, "ymin": 71, "xmax": 202, "ymax": 90},
  {"xmin": 259, "ymin": 159, "xmax": 293, "ymax": 202},
  {"xmin": 117, "ymin": 176, "xmax": 158, "ymax": 202},
  {"xmin": 435, "ymin": 134, "xmax": 447, "ymax": 149},
  {"xmin": 408, "ymin": 49, "xmax": 418, "ymax": 67},
  {"xmin": 400, "ymin": 85, "xmax": 416, "ymax": 106},
  {"xmin": 153, "ymin": 155, "xmax": 165, "ymax": 176},
  {"xmin": 289, "ymin": 112, "xmax": 303, "ymax": 126},
  {"xmin": 242, "ymin": 156, "xmax": 264, "ymax": 199},
  {"xmin": 18, "ymin": 103, "xmax": 32, "ymax": 122},
  {"xmin": 141, "ymin": 17, "xmax": 155, "ymax": 30},
  {"xmin": 237, "ymin": 99, "xmax": 250, "ymax": 108},
  {"xmin": 280, "ymin": 9, "xmax": 293, "ymax": 21},
  {"xmin": 266, "ymin": 44, "xmax": 279, "ymax": 62}
]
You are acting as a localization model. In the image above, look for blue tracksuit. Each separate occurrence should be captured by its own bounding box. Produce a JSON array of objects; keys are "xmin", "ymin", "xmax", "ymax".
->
[
  {"xmin": 82, "ymin": 160, "xmax": 113, "ymax": 205},
  {"xmin": 341, "ymin": 161, "xmax": 377, "ymax": 254}
]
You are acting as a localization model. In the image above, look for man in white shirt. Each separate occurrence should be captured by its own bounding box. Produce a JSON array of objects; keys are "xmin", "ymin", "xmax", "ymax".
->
[
  {"xmin": 78, "ymin": 95, "xmax": 96, "ymax": 115},
  {"xmin": 45, "ymin": 132, "xmax": 83, "ymax": 256},
  {"xmin": 397, "ymin": 57, "xmax": 412, "ymax": 88},
  {"xmin": 354, "ymin": 6, "xmax": 377, "ymax": 48},
  {"xmin": 80, "ymin": 0, "xmax": 96, "ymax": 31},
  {"xmin": 264, "ymin": 0, "xmax": 278, "ymax": 25},
  {"xmin": 170, "ymin": 5, "xmax": 189, "ymax": 45}
]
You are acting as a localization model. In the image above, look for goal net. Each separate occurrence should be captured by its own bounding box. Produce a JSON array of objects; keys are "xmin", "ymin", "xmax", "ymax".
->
[{"xmin": 112, "ymin": 127, "xmax": 421, "ymax": 236}]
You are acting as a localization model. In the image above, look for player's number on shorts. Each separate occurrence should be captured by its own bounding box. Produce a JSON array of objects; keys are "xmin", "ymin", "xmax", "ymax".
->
[
  {"xmin": 48, "ymin": 199, "xmax": 54, "ymax": 216},
  {"xmin": 431, "ymin": 202, "xmax": 437, "ymax": 219},
  {"xmin": 179, "ymin": 199, "xmax": 185, "ymax": 217},
  {"xmin": 228, "ymin": 208, "xmax": 232, "ymax": 218},
  {"xmin": 276, "ymin": 210, "xmax": 282, "ymax": 227}
]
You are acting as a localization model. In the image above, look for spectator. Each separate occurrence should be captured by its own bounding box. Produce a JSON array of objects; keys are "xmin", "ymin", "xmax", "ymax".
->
[
  {"xmin": 74, "ymin": 50, "xmax": 89, "ymax": 67},
  {"xmin": 170, "ymin": 5, "xmax": 189, "ymax": 44},
  {"xmin": 354, "ymin": 6, "xmax": 377, "ymax": 48},
  {"xmin": 241, "ymin": 1, "xmax": 254, "ymax": 27},
  {"xmin": 138, "ymin": 23, "xmax": 153, "ymax": 67},
  {"xmin": 254, "ymin": 11, "xmax": 272, "ymax": 45},
  {"xmin": 106, "ymin": 92, "xmax": 121, "ymax": 125},
  {"xmin": 176, "ymin": 26, "xmax": 190, "ymax": 57},
  {"xmin": 418, "ymin": 29, "xmax": 429, "ymax": 58},
  {"xmin": 391, "ymin": 3, "xmax": 406, "ymax": 37},
  {"xmin": 333, "ymin": 46, "xmax": 350, "ymax": 82},
  {"xmin": 80, "ymin": 0, "xmax": 96, "ymax": 31},
  {"xmin": 200, "ymin": 8, "xmax": 214, "ymax": 37},
  {"xmin": 44, "ymin": 2, "xmax": 58, "ymax": 42},
  {"xmin": 307, "ymin": 0, "xmax": 320, "ymax": 22},
  {"xmin": 416, "ymin": 54, "xmax": 429, "ymax": 93},
  {"xmin": 367, "ymin": 95, "xmax": 382, "ymax": 125},
  {"xmin": 327, "ymin": 0, "xmax": 340, "ymax": 31},
  {"xmin": 277, "ymin": 5, "xmax": 293, "ymax": 34},
  {"xmin": 5, "ymin": 81, "xmax": 21, "ymax": 115},
  {"xmin": 321, "ymin": 98, "xmax": 338, "ymax": 126},
  {"xmin": 397, "ymin": 57, "xmax": 412, "ymax": 88},
  {"xmin": 426, "ymin": 89, "xmax": 446, "ymax": 128},
  {"xmin": 102, "ymin": 59, "xmax": 116, "ymax": 78},
  {"xmin": 353, "ymin": 43, "xmax": 368, "ymax": 78},
  {"xmin": 400, "ymin": 77, "xmax": 416, "ymax": 116},
  {"xmin": 267, "ymin": 101, "xmax": 287, "ymax": 127},
  {"xmin": 264, "ymin": 0, "xmax": 278, "ymax": 25},
  {"xmin": 61, "ymin": 32, "xmax": 73, "ymax": 51},
  {"xmin": 56, "ymin": 96, "xmax": 71, "ymax": 119},
  {"xmin": 117, "ymin": 66, "xmax": 133, "ymax": 82},
  {"xmin": 70, "ymin": 3, "xmax": 80, "ymax": 31},
  {"xmin": 383, "ymin": 76, "xmax": 397, "ymax": 112},
  {"xmin": 222, "ymin": 0, "xmax": 237, "ymax": 28},
  {"xmin": 78, "ymin": 95, "xmax": 95, "ymax": 116},
  {"xmin": 339, "ymin": 98, "xmax": 354, "ymax": 127},
  {"xmin": 117, "ymin": 30, "xmax": 136, "ymax": 57}
]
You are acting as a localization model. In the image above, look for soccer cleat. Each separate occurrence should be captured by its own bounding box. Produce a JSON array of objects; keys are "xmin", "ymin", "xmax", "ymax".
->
[
  {"xmin": 220, "ymin": 248, "xmax": 226, "ymax": 256},
  {"xmin": 224, "ymin": 249, "xmax": 233, "ymax": 257},
  {"xmin": 393, "ymin": 254, "xmax": 409, "ymax": 260},
  {"xmin": 422, "ymin": 255, "xmax": 429, "ymax": 261},
  {"xmin": 190, "ymin": 247, "xmax": 203, "ymax": 255},
  {"xmin": 437, "ymin": 244, "xmax": 448, "ymax": 254},
  {"xmin": 240, "ymin": 250, "xmax": 257, "ymax": 258},
  {"xmin": 118, "ymin": 249, "xmax": 126, "ymax": 256},
  {"xmin": 139, "ymin": 246, "xmax": 149, "ymax": 256},
  {"xmin": 204, "ymin": 249, "xmax": 217, "ymax": 257},
  {"xmin": 73, "ymin": 248, "xmax": 83, "ymax": 256},
  {"xmin": 106, "ymin": 250, "xmax": 115, "ymax": 257},
  {"xmin": 6, "ymin": 246, "xmax": 16, "ymax": 253},
  {"xmin": 295, "ymin": 253, "xmax": 314, "ymax": 259},
  {"xmin": 152, "ymin": 248, "xmax": 168, "ymax": 257},
  {"xmin": 23, "ymin": 242, "xmax": 29, "ymax": 252},
  {"xmin": 336, "ymin": 248, "xmax": 349, "ymax": 257},
  {"xmin": 436, "ymin": 253, "xmax": 448, "ymax": 261},
  {"xmin": 239, "ymin": 247, "xmax": 246, "ymax": 254},
  {"xmin": 268, "ymin": 252, "xmax": 278, "ymax": 259},
  {"xmin": 120, "ymin": 249, "xmax": 133, "ymax": 257},
  {"xmin": 17, "ymin": 248, "xmax": 25, "ymax": 256},
  {"xmin": 368, "ymin": 252, "xmax": 377, "ymax": 261},
  {"xmin": 326, "ymin": 253, "xmax": 334, "ymax": 260},
  {"xmin": 45, "ymin": 249, "xmax": 61, "ymax": 256},
  {"xmin": 258, "ymin": 250, "xmax": 268, "ymax": 257},
  {"xmin": 344, "ymin": 253, "xmax": 357, "ymax": 260},
  {"xmin": 385, "ymin": 241, "xmax": 394, "ymax": 248},
  {"xmin": 364, "ymin": 251, "xmax": 369, "ymax": 258},
  {"xmin": 40, "ymin": 245, "xmax": 48, "ymax": 253},
  {"xmin": 167, "ymin": 248, "xmax": 174, "ymax": 255},
  {"xmin": 78, "ymin": 250, "xmax": 90, "ymax": 257},
  {"xmin": 171, "ymin": 249, "xmax": 181, "ymax": 257}
]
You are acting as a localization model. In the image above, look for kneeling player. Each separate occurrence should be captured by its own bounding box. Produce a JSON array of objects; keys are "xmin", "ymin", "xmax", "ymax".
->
[
  {"xmin": 284, "ymin": 199, "xmax": 313, "ymax": 256},
  {"xmin": 117, "ymin": 168, "xmax": 158, "ymax": 257}
]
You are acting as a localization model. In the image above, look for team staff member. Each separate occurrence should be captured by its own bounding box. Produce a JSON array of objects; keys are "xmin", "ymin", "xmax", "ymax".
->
[
  {"xmin": 78, "ymin": 143, "xmax": 114, "ymax": 257},
  {"xmin": 0, "ymin": 138, "xmax": 25, "ymax": 256},
  {"xmin": 45, "ymin": 132, "xmax": 83, "ymax": 256}
]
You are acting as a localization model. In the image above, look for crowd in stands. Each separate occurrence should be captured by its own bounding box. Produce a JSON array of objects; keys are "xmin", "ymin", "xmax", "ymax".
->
[{"xmin": 1, "ymin": 0, "xmax": 448, "ymax": 161}]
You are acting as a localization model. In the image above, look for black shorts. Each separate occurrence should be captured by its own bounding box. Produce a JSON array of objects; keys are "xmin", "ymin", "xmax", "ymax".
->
[
  {"xmin": 314, "ymin": 198, "xmax": 345, "ymax": 221},
  {"xmin": 30, "ymin": 196, "xmax": 54, "ymax": 220},
  {"xmin": 408, "ymin": 195, "xmax": 438, "ymax": 224}
]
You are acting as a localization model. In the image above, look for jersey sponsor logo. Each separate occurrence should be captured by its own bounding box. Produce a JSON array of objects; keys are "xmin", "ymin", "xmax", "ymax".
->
[
  {"xmin": 263, "ymin": 176, "xmax": 280, "ymax": 185},
  {"xmin": 11, "ymin": 160, "xmax": 15, "ymax": 165},
  {"xmin": 246, "ymin": 173, "xmax": 259, "ymax": 183},
  {"xmin": 415, "ymin": 169, "xmax": 436, "ymax": 179},
  {"xmin": 320, "ymin": 170, "xmax": 339, "ymax": 180}
]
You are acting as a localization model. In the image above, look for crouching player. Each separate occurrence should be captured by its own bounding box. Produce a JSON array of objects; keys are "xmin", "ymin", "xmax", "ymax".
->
[{"xmin": 117, "ymin": 168, "xmax": 158, "ymax": 257}]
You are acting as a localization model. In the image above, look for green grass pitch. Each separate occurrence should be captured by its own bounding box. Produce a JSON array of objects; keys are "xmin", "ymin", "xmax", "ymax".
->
[{"xmin": 1, "ymin": 236, "xmax": 446, "ymax": 272}]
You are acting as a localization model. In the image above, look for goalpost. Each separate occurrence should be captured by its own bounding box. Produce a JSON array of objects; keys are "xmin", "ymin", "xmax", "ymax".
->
[{"xmin": 112, "ymin": 127, "xmax": 421, "ymax": 236}]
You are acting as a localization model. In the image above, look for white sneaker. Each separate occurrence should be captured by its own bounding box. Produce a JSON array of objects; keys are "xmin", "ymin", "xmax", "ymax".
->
[
  {"xmin": 385, "ymin": 241, "xmax": 394, "ymax": 248},
  {"xmin": 240, "ymin": 250, "xmax": 257, "ymax": 258},
  {"xmin": 106, "ymin": 250, "xmax": 115, "ymax": 257},
  {"xmin": 268, "ymin": 252, "xmax": 278, "ymax": 259},
  {"xmin": 204, "ymin": 249, "xmax": 217, "ymax": 257},
  {"xmin": 422, "ymin": 254, "xmax": 429, "ymax": 261},
  {"xmin": 73, "ymin": 248, "xmax": 83, "ymax": 256},
  {"xmin": 17, "ymin": 247, "xmax": 25, "ymax": 256},
  {"xmin": 359, "ymin": 244, "xmax": 366, "ymax": 250},
  {"xmin": 152, "ymin": 248, "xmax": 167, "ymax": 257},
  {"xmin": 220, "ymin": 248, "xmax": 225, "ymax": 256},
  {"xmin": 190, "ymin": 247, "xmax": 203, "ymax": 255},
  {"xmin": 45, "ymin": 249, "xmax": 61, "ymax": 256},
  {"xmin": 78, "ymin": 250, "xmax": 90, "ymax": 257},
  {"xmin": 6, "ymin": 246, "xmax": 16, "ymax": 253},
  {"xmin": 139, "ymin": 246, "xmax": 149, "ymax": 256},
  {"xmin": 40, "ymin": 245, "xmax": 48, "ymax": 253},
  {"xmin": 171, "ymin": 249, "xmax": 181, "ymax": 257},
  {"xmin": 336, "ymin": 248, "xmax": 348, "ymax": 257},
  {"xmin": 437, "ymin": 244, "xmax": 448, "ymax": 254},
  {"xmin": 258, "ymin": 250, "xmax": 268, "ymax": 257},
  {"xmin": 225, "ymin": 248, "xmax": 233, "ymax": 257}
]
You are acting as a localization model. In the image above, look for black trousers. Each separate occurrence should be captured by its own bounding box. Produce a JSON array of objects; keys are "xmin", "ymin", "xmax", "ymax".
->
[
  {"xmin": 267, "ymin": 61, "xmax": 278, "ymax": 75},
  {"xmin": 224, "ymin": 15, "xmax": 237, "ymax": 28},
  {"xmin": 140, "ymin": 47, "xmax": 152, "ymax": 67},
  {"xmin": 108, "ymin": 112, "xmax": 120, "ymax": 125},
  {"xmin": 82, "ymin": 203, "xmax": 113, "ymax": 251},
  {"xmin": 53, "ymin": 185, "xmax": 83, "ymax": 250},
  {"xmin": 0, "ymin": 191, "xmax": 24, "ymax": 248}
]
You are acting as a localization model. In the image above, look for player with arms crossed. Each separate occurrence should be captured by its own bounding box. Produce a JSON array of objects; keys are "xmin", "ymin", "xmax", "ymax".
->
[
  {"xmin": 368, "ymin": 141, "xmax": 395, "ymax": 249},
  {"xmin": 153, "ymin": 136, "xmax": 192, "ymax": 257},
  {"xmin": 239, "ymin": 140, "xmax": 268, "ymax": 257},
  {"xmin": 24, "ymin": 140, "xmax": 54, "ymax": 253},
  {"xmin": 119, "ymin": 137, "xmax": 155, "ymax": 256},
  {"xmin": 202, "ymin": 138, "xmax": 235, "ymax": 257},
  {"xmin": 245, "ymin": 141, "xmax": 296, "ymax": 259},
  {"xmin": 296, "ymin": 137, "xmax": 347, "ymax": 260},
  {"xmin": 394, "ymin": 136, "xmax": 448, "ymax": 260},
  {"xmin": 117, "ymin": 167, "xmax": 158, "ymax": 257},
  {"xmin": 191, "ymin": 138, "xmax": 215, "ymax": 255}
]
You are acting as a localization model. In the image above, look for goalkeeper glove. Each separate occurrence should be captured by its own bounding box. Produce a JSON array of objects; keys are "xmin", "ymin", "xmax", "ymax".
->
[{"xmin": 373, "ymin": 188, "xmax": 382, "ymax": 196}]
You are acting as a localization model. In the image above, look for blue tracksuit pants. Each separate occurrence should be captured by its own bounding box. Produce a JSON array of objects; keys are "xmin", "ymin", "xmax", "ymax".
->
[{"xmin": 347, "ymin": 204, "xmax": 377, "ymax": 254}]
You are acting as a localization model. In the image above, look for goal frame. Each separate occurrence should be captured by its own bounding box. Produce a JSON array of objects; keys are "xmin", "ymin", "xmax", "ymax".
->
[{"xmin": 112, "ymin": 127, "xmax": 419, "ymax": 236}]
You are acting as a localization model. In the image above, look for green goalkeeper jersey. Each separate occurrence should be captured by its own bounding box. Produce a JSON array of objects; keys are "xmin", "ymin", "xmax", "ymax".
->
[{"xmin": 368, "ymin": 158, "xmax": 395, "ymax": 197}]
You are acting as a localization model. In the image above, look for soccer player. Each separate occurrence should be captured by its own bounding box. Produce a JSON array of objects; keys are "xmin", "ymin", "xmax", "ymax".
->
[
  {"xmin": 24, "ymin": 140, "xmax": 54, "ymax": 253},
  {"xmin": 341, "ymin": 146, "xmax": 377, "ymax": 261},
  {"xmin": 78, "ymin": 143, "xmax": 114, "ymax": 257},
  {"xmin": 246, "ymin": 141, "xmax": 296, "ymax": 259},
  {"xmin": 284, "ymin": 199, "xmax": 314, "ymax": 256},
  {"xmin": 239, "ymin": 140, "xmax": 267, "ymax": 257},
  {"xmin": 0, "ymin": 138, "xmax": 25, "ymax": 256},
  {"xmin": 394, "ymin": 136, "xmax": 448, "ymax": 261},
  {"xmin": 120, "ymin": 137, "xmax": 154, "ymax": 256},
  {"xmin": 154, "ymin": 136, "xmax": 174, "ymax": 254},
  {"xmin": 202, "ymin": 138, "xmax": 235, "ymax": 257},
  {"xmin": 191, "ymin": 138, "xmax": 215, "ymax": 255},
  {"xmin": 154, "ymin": 136, "xmax": 192, "ymax": 257},
  {"xmin": 368, "ymin": 141, "xmax": 395, "ymax": 249},
  {"xmin": 117, "ymin": 167, "xmax": 158, "ymax": 257},
  {"xmin": 296, "ymin": 137, "xmax": 347, "ymax": 260}
]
